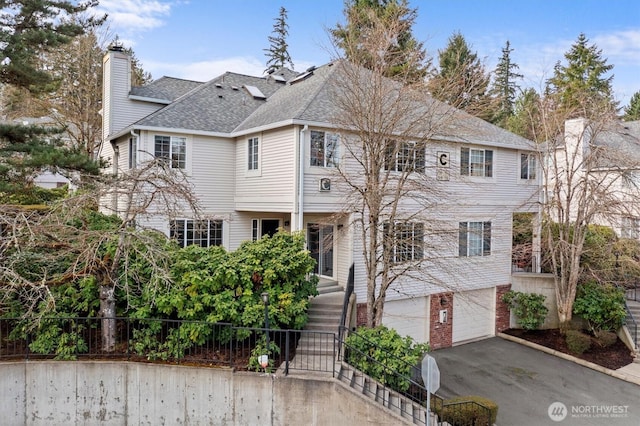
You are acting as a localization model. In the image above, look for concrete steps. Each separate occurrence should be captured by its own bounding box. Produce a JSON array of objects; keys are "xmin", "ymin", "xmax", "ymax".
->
[
  {"xmin": 317, "ymin": 278, "xmax": 342, "ymax": 295},
  {"xmin": 294, "ymin": 288, "xmax": 344, "ymax": 361},
  {"xmin": 306, "ymin": 291, "xmax": 343, "ymax": 332},
  {"xmin": 336, "ymin": 362, "xmax": 436, "ymax": 425}
]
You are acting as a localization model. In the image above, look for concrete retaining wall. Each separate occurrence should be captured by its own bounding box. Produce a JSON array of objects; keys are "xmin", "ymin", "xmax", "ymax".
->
[
  {"xmin": 0, "ymin": 361, "xmax": 407, "ymax": 426},
  {"xmin": 511, "ymin": 273, "xmax": 558, "ymax": 328}
]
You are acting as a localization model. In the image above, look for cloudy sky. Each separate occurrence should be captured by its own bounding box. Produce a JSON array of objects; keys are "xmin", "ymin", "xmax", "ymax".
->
[{"xmin": 96, "ymin": 0, "xmax": 640, "ymax": 106}]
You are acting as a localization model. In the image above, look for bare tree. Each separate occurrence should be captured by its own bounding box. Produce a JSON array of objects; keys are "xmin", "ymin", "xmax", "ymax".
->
[
  {"xmin": 328, "ymin": 8, "xmax": 465, "ymax": 327},
  {"xmin": 0, "ymin": 158, "xmax": 200, "ymax": 350},
  {"xmin": 536, "ymin": 99, "xmax": 639, "ymax": 329}
]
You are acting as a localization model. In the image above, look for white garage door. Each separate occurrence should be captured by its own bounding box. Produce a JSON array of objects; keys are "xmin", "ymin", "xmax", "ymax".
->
[{"xmin": 452, "ymin": 288, "xmax": 495, "ymax": 344}]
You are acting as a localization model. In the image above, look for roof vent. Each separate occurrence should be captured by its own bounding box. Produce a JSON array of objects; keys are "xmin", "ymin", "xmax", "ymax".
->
[
  {"xmin": 215, "ymin": 83, "xmax": 223, "ymax": 88},
  {"xmin": 231, "ymin": 86, "xmax": 239, "ymax": 91}
]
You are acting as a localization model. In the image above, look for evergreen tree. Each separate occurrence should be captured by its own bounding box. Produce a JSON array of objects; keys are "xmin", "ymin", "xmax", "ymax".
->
[
  {"xmin": 0, "ymin": 0, "xmax": 104, "ymax": 202},
  {"xmin": 622, "ymin": 91, "xmax": 640, "ymax": 121},
  {"xmin": 428, "ymin": 31, "xmax": 491, "ymax": 119},
  {"xmin": 507, "ymin": 88, "xmax": 542, "ymax": 142},
  {"xmin": 0, "ymin": 0, "xmax": 102, "ymax": 94},
  {"xmin": 489, "ymin": 41, "xmax": 523, "ymax": 128},
  {"xmin": 545, "ymin": 33, "xmax": 616, "ymax": 117},
  {"xmin": 331, "ymin": 0, "xmax": 429, "ymax": 83},
  {"xmin": 264, "ymin": 6, "xmax": 294, "ymax": 74}
]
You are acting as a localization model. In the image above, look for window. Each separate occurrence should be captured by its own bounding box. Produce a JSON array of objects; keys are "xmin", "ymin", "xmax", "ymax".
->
[
  {"xmin": 155, "ymin": 135, "xmax": 186, "ymax": 169},
  {"xmin": 128, "ymin": 137, "xmax": 137, "ymax": 169},
  {"xmin": 385, "ymin": 140, "xmax": 425, "ymax": 173},
  {"xmin": 621, "ymin": 217, "xmax": 639, "ymax": 239},
  {"xmin": 170, "ymin": 219, "xmax": 223, "ymax": 248},
  {"xmin": 251, "ymin": 219, "xmax": 280, "ymax": 240},
  {"xmin": 461, "ymin": 148, "xmax": 492, "ymax": 177},
  {"xmin": 248, "ymin": 137, "xmax": 259, "ymax": 170},
  {"xmin": 520, "ymin": 153, "xmax": 536, "ymax": 180},
  {"xmin": 459, "ymin": 221, "xmax": 491, "ymax": 256},
  {"xmin": 384, "ymin": 222, "xmax": 424, "ymax": 263},
  {"xmin": 310, "ymin": 130, "xmax": 338, "ymax": 167}
]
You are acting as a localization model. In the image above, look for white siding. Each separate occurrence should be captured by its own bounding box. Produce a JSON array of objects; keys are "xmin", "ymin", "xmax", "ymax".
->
[
  {"xmin": 102, "ymin": 51, "xmax": 163, "ymax": 140},
  {"xmin": 235, "ymin": 128, "xmax": 296, "ymax": 211}
]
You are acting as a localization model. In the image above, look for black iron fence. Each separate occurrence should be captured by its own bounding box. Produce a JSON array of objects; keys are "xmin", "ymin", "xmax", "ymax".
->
[
  {"xmin": 0, "ymin": 316, "xmax": 491, "ymax": 425},
  {"xmin": 0, "ymin": 317, "xmax": 335, "ymax": 375}
]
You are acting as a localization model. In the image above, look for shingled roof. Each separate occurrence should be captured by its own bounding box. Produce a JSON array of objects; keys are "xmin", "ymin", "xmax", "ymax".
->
[
  {"xmin": 591, "ymin": 120, "xmax": 640, "ymax": 169},
  {"xmin": 130, "ymin": 77, "xmax": 203, "ymax": 102},
  {"xmin": 123, "ymin": 61, "xmax": 535, "ymax": 151},
  {"xmin": 134, "ymin": 72, "xmax": 283, "ymax": 133}
]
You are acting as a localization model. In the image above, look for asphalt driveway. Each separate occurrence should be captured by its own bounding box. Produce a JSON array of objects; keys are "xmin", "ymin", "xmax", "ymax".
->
[{"xmin": 429, "ymin": 337, "xmax": 639, "ymax": 426}]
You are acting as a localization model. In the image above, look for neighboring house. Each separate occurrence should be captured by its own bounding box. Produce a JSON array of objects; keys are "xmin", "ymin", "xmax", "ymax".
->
[
  {"xmin": 5, "ymin": 116, "xmax": 74, "ymax": 190},
  {"xmin": 99, "ymin": 47, "xmax": 540, "ymax": 349},
  {"xmin": 552, "ymin": 118, "xmax": 640, "ymax": 239}
]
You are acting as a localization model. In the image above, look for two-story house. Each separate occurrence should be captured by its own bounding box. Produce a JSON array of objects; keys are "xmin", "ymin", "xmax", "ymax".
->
[{"xmin": 99, "ymin": 47, "xmax": 540, "ymax": 349}]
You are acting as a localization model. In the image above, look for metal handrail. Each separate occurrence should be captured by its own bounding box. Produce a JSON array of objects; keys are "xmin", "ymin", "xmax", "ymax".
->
[
  {"xmin": 339, "ymin": 264, "xmax": 355, "ymax": 340},
  {"xmin": 624, "ymin": 301, "xmax": 638, "ymax": 350}
]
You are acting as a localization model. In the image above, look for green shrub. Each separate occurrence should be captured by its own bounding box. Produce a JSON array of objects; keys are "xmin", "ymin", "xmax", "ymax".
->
[
  {"xmin": 501, "ymin": 291, "xmax": 548, "ymax": 330},
  {"xmin": 573, "ymin": 281, "xmax": 626, "ymax": 333},
  {"xmin": 594, "ymin": 330, "xmax": 618, "ymax": 348},
  {"xmin": 345, "ymin": 326, "xmax": 429, "ymax": 393},
  {"xmin": 249, "ymin": 336, "xmax": 281, "ymax": 373},
  {"xmin": 437, "ymin": 395, "xmax": 498, "ymax": 426},
  {"xmin": 565, "ymin": 330, "xmax": 591, "ymax": 354}
]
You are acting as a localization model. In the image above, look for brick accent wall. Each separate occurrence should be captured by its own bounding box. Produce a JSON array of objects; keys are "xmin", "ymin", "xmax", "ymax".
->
[
  {"xmin": 495, "ymin": 284, "xmax": 512, "ymax": 333},
  {"xmin": 429, "ymin": 292, "xmax": 453, "ymax": 349},
  {"xmin": 356, "ymin": 303, "xmax": 367, "ymax": 327}
]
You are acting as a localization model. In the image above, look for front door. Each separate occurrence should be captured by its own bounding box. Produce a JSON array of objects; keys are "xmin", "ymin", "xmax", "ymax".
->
[
  {"xmin": 261, "ymin": 219, "xmax": 280, "ymax": 237},
  {"xmin": 308, "ymin": 223, "xmax": 334, "ymax": 277}
]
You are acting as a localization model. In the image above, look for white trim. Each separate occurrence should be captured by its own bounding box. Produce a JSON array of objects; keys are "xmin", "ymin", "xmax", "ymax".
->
[{"xmin": 128, "ymin": 95, "xmax": 172, "ymax": 104}]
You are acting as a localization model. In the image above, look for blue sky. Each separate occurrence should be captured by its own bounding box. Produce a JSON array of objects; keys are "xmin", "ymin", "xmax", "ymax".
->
[{"xmin": 97, "ymin": 0, "xmax": 640, "ymax": 106}]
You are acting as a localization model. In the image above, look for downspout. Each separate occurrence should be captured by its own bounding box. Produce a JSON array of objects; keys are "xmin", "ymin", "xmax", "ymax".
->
[
  {"xmin": 298, "ymin": 125, "xmax": 308, "ymax": 231},
  {"xmin": 110, "ymin": 140, "xmax": 119, "ymax": 214}
]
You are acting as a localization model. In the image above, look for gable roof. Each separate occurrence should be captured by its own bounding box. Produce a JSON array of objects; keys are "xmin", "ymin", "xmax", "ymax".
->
[{"xmin": 121, "ymin": 61, "xmax": 534, "ymax": 151}]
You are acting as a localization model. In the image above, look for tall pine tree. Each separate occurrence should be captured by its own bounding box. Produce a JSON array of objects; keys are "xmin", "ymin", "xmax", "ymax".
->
[
  {"xmin": 622, "ymin": 91, "xmax": 640, "ymax": 121},
  {"xmin": 264, "ymin": 7, "xmax": 294, "ymax": 74},
  {"xmin": 331, "ymin": 0, "xmax": 429, "ymax": 83},
  {"xmin": 546, "ymin": 33, "xmax": 616, "ymax": 118},
  {"xmin": 489, "ymin": 41, "xmax": 523, "ymax": 128},
  {"xmin": 428, "ymin": 31, "xmax": 491, "ymax": 119}
]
